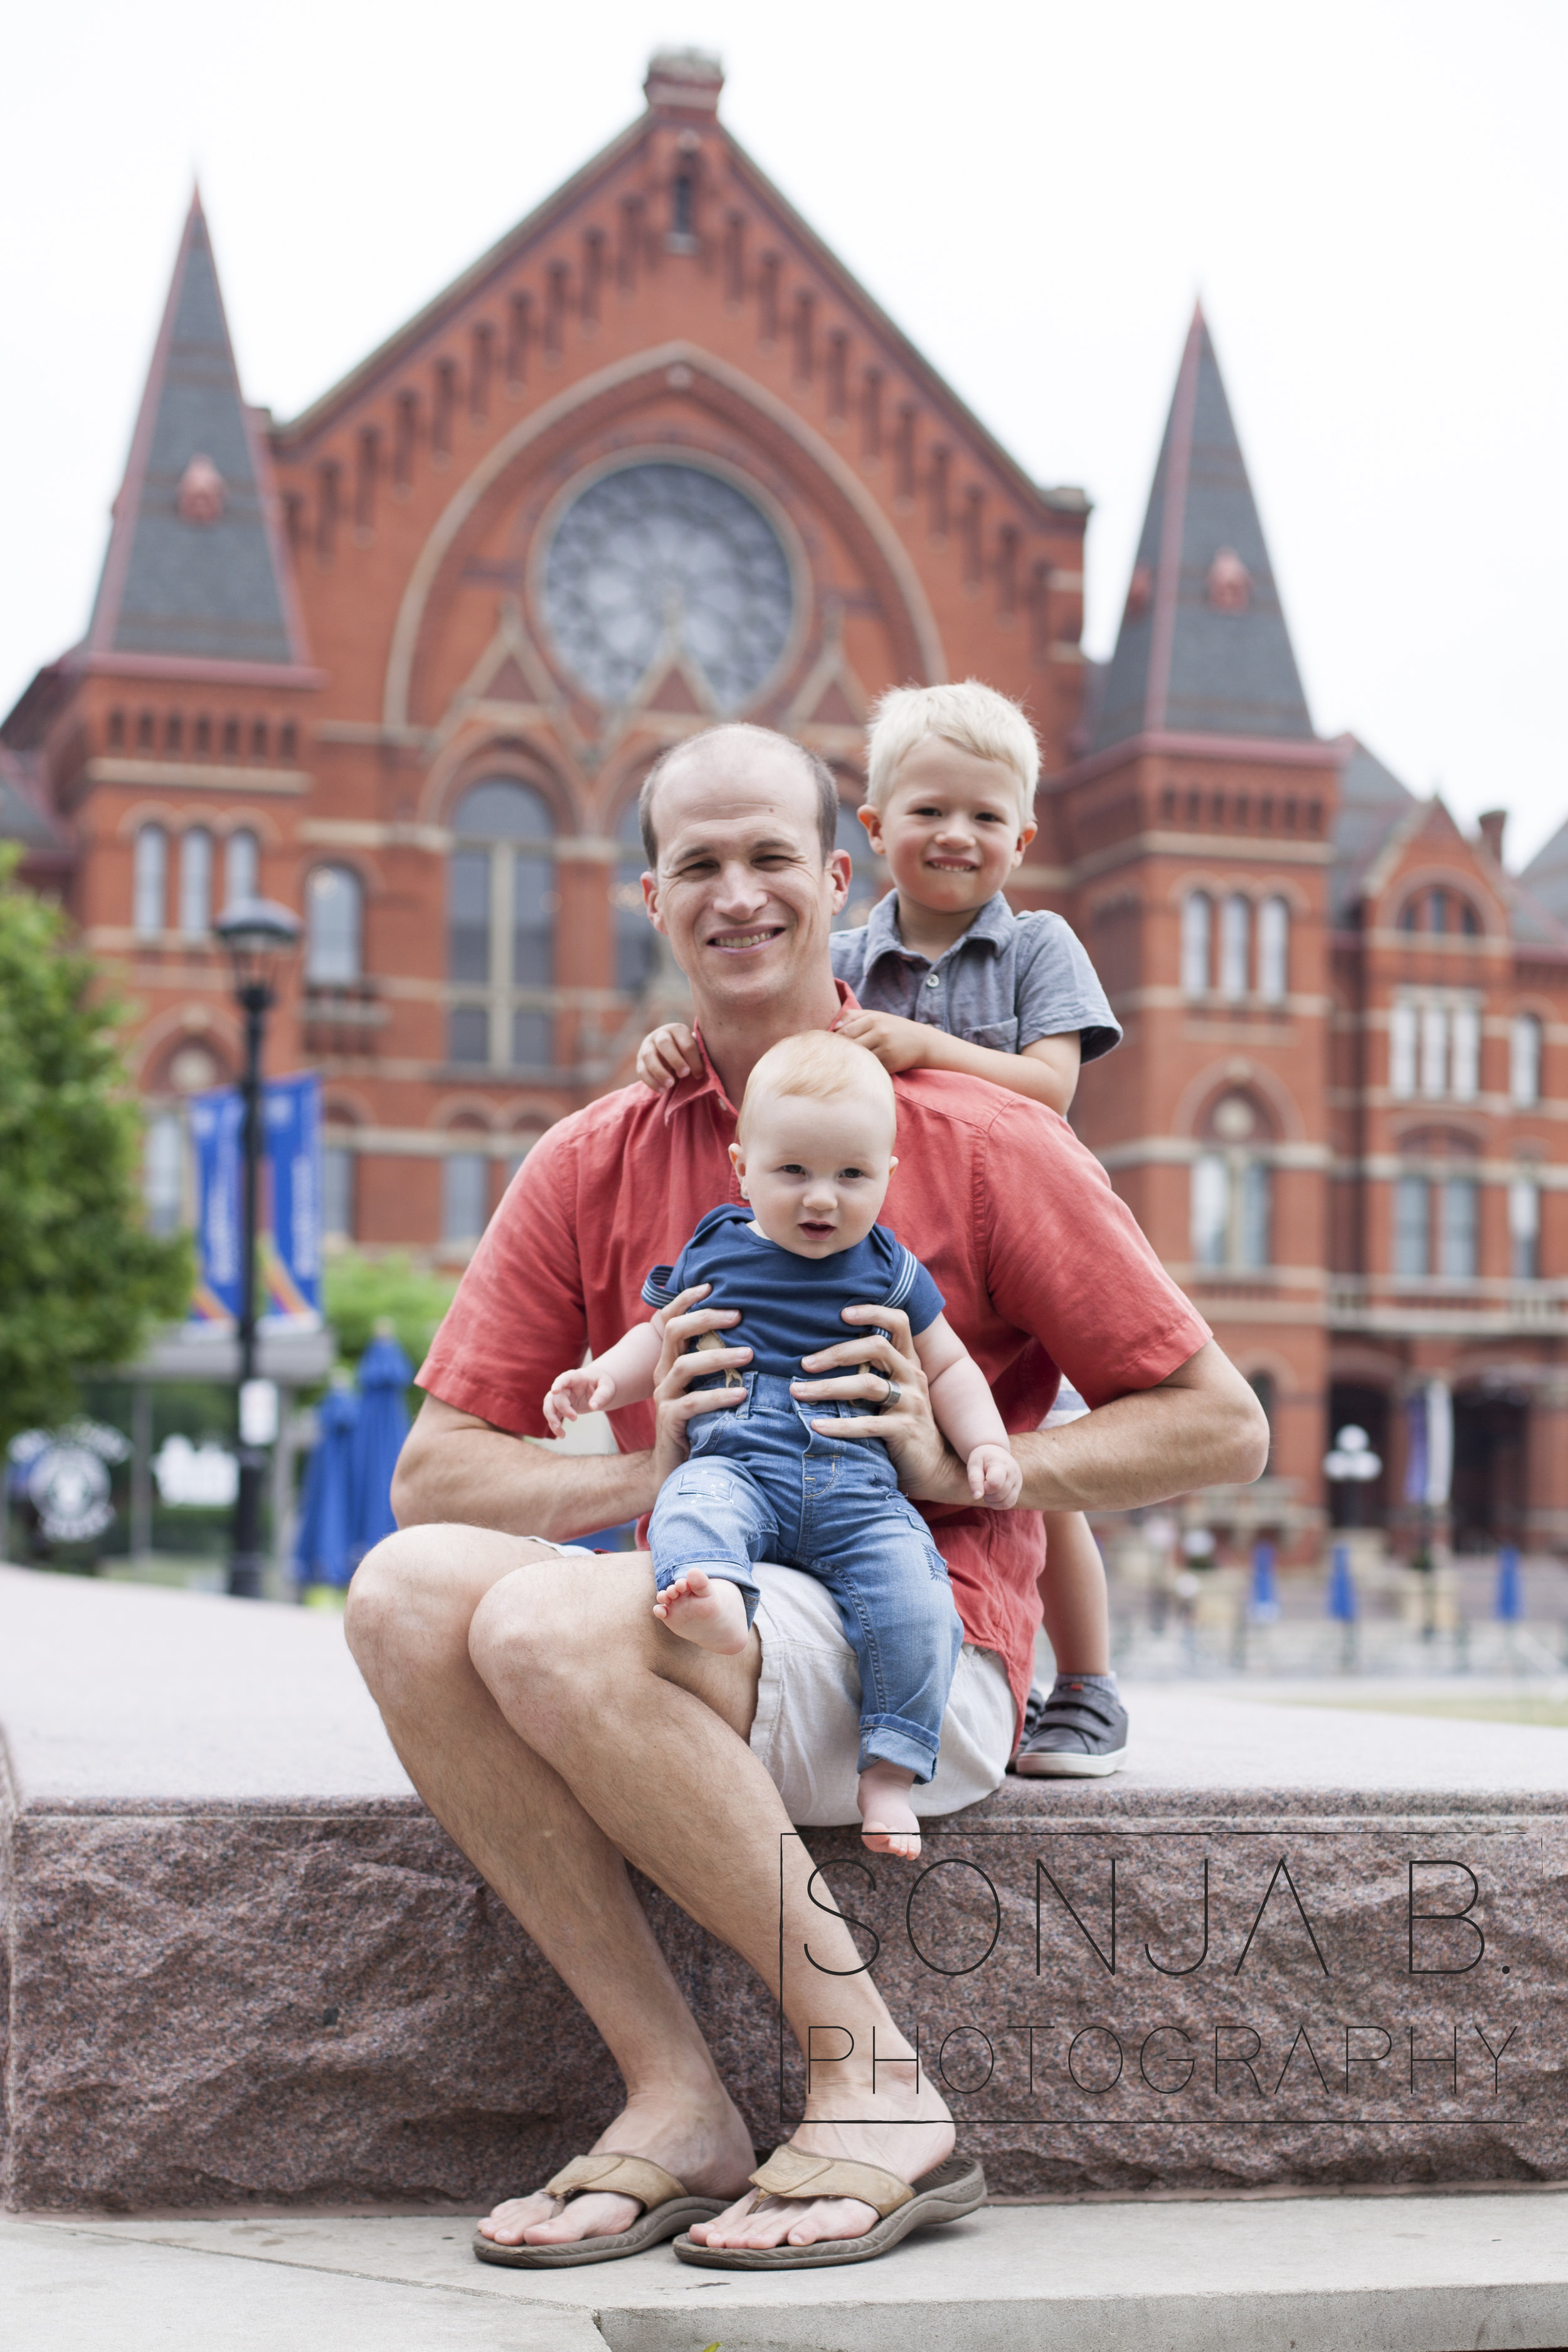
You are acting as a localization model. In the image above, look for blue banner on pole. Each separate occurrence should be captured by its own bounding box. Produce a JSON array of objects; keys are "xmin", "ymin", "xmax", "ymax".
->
[{"xmin": 189, "ymin": 1074, "xmax": 322, "ymax": 1331}]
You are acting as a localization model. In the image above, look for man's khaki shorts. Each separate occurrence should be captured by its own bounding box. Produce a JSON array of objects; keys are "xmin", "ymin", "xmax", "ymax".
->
[
  {"xmin": 541, "ymin": 1544, "xmax": 1015, "ymax": 1828},
  {"xmin": 750, "ymin": 1559, "xmax": 1015, "ymax": 1827}
]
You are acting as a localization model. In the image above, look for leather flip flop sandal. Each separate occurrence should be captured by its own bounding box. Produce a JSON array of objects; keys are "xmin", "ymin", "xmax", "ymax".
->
[
  {"xmin": 672, "ymin": 2145, "xmax": 987, "ymax": 2270},
  {"xmin": 473, "ymin": 2153, "xmax": 726, "ymax": 2267}
]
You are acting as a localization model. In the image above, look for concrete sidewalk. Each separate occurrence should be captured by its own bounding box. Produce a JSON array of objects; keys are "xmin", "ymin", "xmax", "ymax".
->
[{"xmin": 9, "ymin": 2190, "xmax": 1568, "ymax": 2351}]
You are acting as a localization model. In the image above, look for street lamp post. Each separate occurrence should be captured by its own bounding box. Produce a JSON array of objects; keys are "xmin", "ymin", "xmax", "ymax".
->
[{"xmin": 213, "ymin": 898, "xmax": 302, "ymax": 1599}]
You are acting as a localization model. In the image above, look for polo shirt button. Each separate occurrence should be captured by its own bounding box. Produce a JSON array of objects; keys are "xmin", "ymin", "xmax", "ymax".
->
[{"xmin": 924, "ymin": 972, "xmax": 940, "ymax": 988}]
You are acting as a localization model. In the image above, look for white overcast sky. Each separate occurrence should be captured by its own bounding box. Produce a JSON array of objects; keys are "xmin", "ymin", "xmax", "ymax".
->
[{"xmin": 4, "ymin": 0, "xmax": 1564, "ymax": 862}]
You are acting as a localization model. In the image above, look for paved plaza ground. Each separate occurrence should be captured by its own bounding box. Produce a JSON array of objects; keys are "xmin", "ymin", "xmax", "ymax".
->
[{"xmin": 6, "ymin": 2189, "xmax": 1568, "ymax": 2349}]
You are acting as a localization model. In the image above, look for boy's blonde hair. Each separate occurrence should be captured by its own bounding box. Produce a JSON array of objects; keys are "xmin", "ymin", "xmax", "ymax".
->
[
  {"xmin": 736, "ymin": 1029, "xmax": 896, "ymax": 1148},
  {"xmin": 864, "ymin": 679, "xmax": 1040, "ymax": 829}
]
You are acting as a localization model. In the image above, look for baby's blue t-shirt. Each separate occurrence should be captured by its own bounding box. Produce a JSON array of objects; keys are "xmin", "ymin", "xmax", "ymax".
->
[{"xmin": 642, "ymin": 1203, "xmax": 945, "ymax": 1380}]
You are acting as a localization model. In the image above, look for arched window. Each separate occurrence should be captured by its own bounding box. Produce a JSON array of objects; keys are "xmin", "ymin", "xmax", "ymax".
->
[
  {"xmin": 1219, "ymin": 894, "xmax": 1250, "ymax": 999},
  {"xmin": 834, "ymin": 795, "xmax": 882, "ymax": 933},
  {"xmin": 133, "ymin": 825, "xmax": 167, "ymax": 932},
  {"xmin": 1399, "ymin": 886, "xmax": 1482, "ymax": 936},
  {"xmin": 1419, "ymin": 1003, "xmax": 1448, "ymax": 1097},
  {"xmin": 144, "ymin": 1111, "xmax": 184, "ymax": 1236},
  {"xmin": 1511, "ymin": 1014, "xmax": 1543, "ymax": 1106},
  {"xmin": 1449, "ymin": 1003, "xmax": 1480, "ymax": 1101},
  {"xmin": 322, "ymin": 1142, "xmax": 356, "ymax": 1241},
  {"xmin": 613, "ymin": 798, "xmax": 659, "ymax": 995},
  {"xmin": 1256, "ymin": 896, "xmax": 1289, "ymax": 1002},
  {"xmin": 1239, "ymin": 1160, "xmax": 1271, "ymax": 1268},
  {"xmin": 178, "ymin": 827, "xmax": 213, "ymax": 933},
  {"xmin": 1180, "ymin": 891, "xmax": 1212, "ymax": 994},
  {"xmin": 442, "ymin": 1146, "xmax": 490, "ymax": 1244},
  {"xmin": 448, "ymin": 778, "xmax": 557, "ymax": 1067},
  {"xmin": 1190, "ymin": 1154, "xmax": 1229, "ymax": 1267},
  {"xmin": 1509, "ymin": 1179, "xmax": 1540, "ymax": 1279},
  {"xmin": 224, "ymin": 829, "xmax": 258, "ymax": 911},
  {"xmin": 1394, "ymin": 1175, "xmax": 1429, "ymax": 1275},
  {"xmin": 1439, "ymin": 1177, "xmax": 1478, "ymax": 1278},
  {"xmin": 306, "ymin": 865, "xmax": 364, "ymax": 984},
  {"xmin": 1390, "ymin": 1002, "xmax": 1417, "ymax": 1096},
  {"xmin": 1190, "ymin": 1089, "xmax": 1275, "ymax": 1270}
]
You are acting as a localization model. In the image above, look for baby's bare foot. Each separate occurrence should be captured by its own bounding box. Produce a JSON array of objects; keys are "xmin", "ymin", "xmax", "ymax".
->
[
  {"xmin": 653, "ymin": 1567, "xmax": 750, "ymax": 1654},
  {"xmin": 858, "ymin": 1760, "xmax": 921, "ymax": 1858}
]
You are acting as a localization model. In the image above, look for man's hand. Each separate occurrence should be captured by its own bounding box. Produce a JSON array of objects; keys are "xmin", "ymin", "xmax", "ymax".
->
[
  {"xmin": 968, "ymin": 1442, "xmax": 1022, "ymax": 1508},
  {"xmin": 543, "ymin": 1365, "xmax": 616, "ymax": 1435},
  {"xmin": 833, "ymin": 1007, "xmax": 936, "ymax": 1074},
  {"xmin": 649, "ymin": 1284, "xmax": 751, "ymax": 1488},
  {"xmin": 792, "ymin": 1303, "xmax": 970, "ymax": 1506},
  {"xmin": 636, "ymin": 1022, "xmax": 701, "ymax": 1093}
]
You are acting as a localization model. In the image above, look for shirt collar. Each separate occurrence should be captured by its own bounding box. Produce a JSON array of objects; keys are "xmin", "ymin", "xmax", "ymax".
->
[
  {"xmin": 862, "ymin": 887, "xmax": 1017, "ymax": 972},
  {"xmin": 664, "ymin": 979, "xmax": 862, "ymax": 1126}
]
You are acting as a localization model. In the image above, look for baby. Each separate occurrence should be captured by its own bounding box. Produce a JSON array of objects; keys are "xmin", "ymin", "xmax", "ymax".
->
[
  {"xmin": 545, "ymin": 1028, "xmax": 1020, "ymax": 1857},
  {"xmin": 639, "ymin": 679, "xmax": 1130, "ymax": 1778}
]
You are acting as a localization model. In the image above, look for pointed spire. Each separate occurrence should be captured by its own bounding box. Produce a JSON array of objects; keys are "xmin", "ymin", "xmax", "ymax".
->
[
  {"xmin": 1093, "ymin": 305, "xmax": 1313, "ymax": 751},
  {"xmin": 87, "ymin": 191, "xmax": 304, "ymax": 669}
]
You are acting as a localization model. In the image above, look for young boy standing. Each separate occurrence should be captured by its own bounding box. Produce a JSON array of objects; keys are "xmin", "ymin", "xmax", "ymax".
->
[{"xmin": 638, "ymin": 680, "xmax": 1130, "ymax": 1778}]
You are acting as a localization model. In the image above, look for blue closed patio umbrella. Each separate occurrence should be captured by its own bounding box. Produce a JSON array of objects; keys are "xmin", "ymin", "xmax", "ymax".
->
[
  {"xmin": 1496, "ymin": 1546, "xmax": 1523, "ymax": 1623},
  {"xmin": 1249, "ymin": 1539, "xmax": 1280, "ymax": 1623},
  {"xmin": 351, "ymin": 1325, "xmax": 413, "ymax": 1559},
  {"xmin": 1327, "ymin": 1543, "xmax": 1358, "ymax": 1623},
  {"xmin": 294, "ymin": 1379, "xmax": 359, "ymax": 1589}
]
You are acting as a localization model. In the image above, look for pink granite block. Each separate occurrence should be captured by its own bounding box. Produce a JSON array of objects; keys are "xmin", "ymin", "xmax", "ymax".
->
[{"xmin": 4, "ymin": 1570, "xmax": 1567, "ymax": 2210}]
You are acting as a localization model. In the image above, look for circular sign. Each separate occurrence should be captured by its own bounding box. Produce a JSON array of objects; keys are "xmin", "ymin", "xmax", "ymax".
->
[{"xmin": 542, "ymin": 462, "xmax": 794, "ymax": 712}]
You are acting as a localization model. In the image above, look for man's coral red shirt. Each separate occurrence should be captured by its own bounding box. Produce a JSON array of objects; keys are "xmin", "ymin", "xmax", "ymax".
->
[{"xmin": 419, "ymin": 1034, "xmax": 1210, "ymax": 1730}]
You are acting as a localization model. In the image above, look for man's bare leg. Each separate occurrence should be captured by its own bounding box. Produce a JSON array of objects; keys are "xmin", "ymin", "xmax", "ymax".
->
[
  {"xmin": 464, "ymin": 1547, "xmax": 953, "ymax": 2252},
  {"xmin": 347, "ymin": 1528, "xmax": 756, "ymax": 2249}
]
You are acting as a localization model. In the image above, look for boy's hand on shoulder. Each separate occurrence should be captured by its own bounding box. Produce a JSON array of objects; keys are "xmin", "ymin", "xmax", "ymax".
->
[
  {"xmin": 635, "ymin": 1022, "xmax": 700, "ymax": 1093},
  {"xmin": 968, "ymin": 1441, "xmax": 1022, "ymax": 1509},
  {"xmin": 543, "ymin": 1365, "xmax": 617, "ymax": 1435},
  {"xmin": 835, "ymin": 1007, "xmax": 938, "ymax": 1073}
]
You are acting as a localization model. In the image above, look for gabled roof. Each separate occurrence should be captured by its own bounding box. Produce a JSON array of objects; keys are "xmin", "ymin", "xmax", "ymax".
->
[
  {"xmin": 1093, "ymin": 306, "xmax": 1314, "ymax": 753},
  {"xmin": 85, "ymin": 193, "xmax": 304, "ymax": 669},
  {"xmin": 1330, "ymin": 734, "xmax": 1417, "ymax": 920},
  {"xmin": 1520, "ymin": 815, "xmax": 1568, "ymax": 931},
  {"xmin": 275, "ymin": 61, "xmax": 1083, "ymax": 530},
  {"xmin": 0, "ymin": 745, "xmax": 70, "ymax": 866}
]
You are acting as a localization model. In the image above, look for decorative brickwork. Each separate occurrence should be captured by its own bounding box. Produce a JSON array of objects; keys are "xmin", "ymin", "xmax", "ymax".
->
[{"xmin": 5, "ymin": 56, "xmax": 1565, "ymax": 1555}]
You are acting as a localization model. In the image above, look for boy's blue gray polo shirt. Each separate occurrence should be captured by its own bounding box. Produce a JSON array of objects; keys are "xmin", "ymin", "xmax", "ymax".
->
[{"xmin": 830, "ymin": 890, "xmax": 1121, "ymax": 1062}]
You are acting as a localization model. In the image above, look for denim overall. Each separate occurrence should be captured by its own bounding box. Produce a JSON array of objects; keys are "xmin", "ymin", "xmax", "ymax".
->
[{"xmin": 649, "ymin": 1370, "xmax": 963, "ymax": 1782}]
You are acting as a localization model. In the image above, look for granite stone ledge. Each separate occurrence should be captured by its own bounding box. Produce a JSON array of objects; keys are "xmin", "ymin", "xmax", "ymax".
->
[{"xmin": 4, "ymin": 1567, "xmax": 1567, "ymax": 2211}]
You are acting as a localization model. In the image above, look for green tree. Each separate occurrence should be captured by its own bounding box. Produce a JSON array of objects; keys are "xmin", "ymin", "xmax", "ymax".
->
[
  {"xmin": 0, "ymin": 849, "xmax": 190, "ymax": 1454},
  {"xmin": 322, "ymin": 1249, "xmax": 457, "ymax": 1370}
]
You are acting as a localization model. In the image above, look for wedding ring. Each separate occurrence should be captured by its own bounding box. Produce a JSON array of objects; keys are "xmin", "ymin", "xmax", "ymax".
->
[{"xmin": 877, "ymin": 1377, "xmax": 902, "ymax": 1412}]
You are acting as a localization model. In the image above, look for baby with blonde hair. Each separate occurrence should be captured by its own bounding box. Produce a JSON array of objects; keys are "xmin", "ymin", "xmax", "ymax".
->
[{"xmin": 545, "ymin": 1027, "xmax": 1019, "ymax": 1856}]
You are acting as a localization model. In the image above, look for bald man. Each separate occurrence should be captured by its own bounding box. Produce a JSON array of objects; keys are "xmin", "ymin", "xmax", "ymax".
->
[{"xmin": 346, "ymin": 724, "xmax": 1265, "ymax": 2265}]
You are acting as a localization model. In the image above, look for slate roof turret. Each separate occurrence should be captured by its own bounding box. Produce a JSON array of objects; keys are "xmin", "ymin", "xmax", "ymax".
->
[
  {"xmin": 1093, "ymin": 305, "xmax": 1314, "ymax": 753},
  {"xmin": 85, "ymin": 192, "xmax": 305, "ymax": 671}
]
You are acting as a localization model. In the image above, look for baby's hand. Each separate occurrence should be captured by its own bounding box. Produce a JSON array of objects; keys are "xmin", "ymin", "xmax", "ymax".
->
[
  {"xmin": 834, "ymin": 1007, "xmax": 934, "ymax": 1074},
  {"xmin": 636, "ymin": 1022, "xmax": 700, "ymax": 1093},
  {"xmin": 968, "ymin": 1441, "xmax": 1022, "ymax": 1509},
  {"xmin": 543, "ymin": 1365, "xmax": 617, "ymax": 1435}
]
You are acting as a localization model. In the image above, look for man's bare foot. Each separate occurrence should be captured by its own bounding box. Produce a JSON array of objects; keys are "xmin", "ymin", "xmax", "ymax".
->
[
  {"xmin": 475, "ymin": 2085, "xmax": 755, "ymax": 2249},
  {"xmin": 858, "ymin": 1759, "xmax": 920, "ymax": 1858},
  {"xmin": 688, "ymin": 2048, "xmax": 953, "ymax": 2252},
  {"xmin": 652, "ymin": 1567, "xmax": 750, "ymax": 1655}
]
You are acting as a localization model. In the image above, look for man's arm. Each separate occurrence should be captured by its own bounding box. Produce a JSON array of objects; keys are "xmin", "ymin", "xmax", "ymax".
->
[
  {"xmin": 392, "ymin": 1395, "xmax": 657, "ymax": 1539},
  {"xmin": 1010, "ymin": 1340, "xmax": 1268, "ymax": 1513}
]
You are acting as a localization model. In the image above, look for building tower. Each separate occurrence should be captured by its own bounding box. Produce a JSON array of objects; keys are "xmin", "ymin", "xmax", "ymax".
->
[{"xmin": 1057, "ymin": 307, "xmax": 1343, "ymax": 1550}]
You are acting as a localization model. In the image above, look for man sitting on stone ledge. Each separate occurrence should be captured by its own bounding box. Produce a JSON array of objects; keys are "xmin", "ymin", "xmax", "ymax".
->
[{"xmin": 346, "ymin": 723, "xmax": 1267, "ymax": 2267}]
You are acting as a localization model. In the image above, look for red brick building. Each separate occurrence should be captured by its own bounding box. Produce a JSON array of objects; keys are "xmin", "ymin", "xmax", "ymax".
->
[{"xmin": 6, "ymin": 51, "xmax": 1567, "ymax": 1554}]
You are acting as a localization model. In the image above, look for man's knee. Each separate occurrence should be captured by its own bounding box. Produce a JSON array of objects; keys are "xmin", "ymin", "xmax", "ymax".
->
[
  {"xmin": 344, "ymin": 1523, "xmax": 531, "ymax": 1680},
  {"xmin": 468, "ymin": 1554, "xmax": 651, "ymax": 1714}
]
